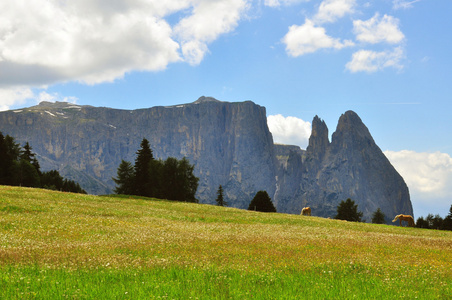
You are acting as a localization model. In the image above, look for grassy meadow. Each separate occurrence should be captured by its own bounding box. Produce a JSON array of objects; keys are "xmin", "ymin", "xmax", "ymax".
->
[{"xmin": 0, "ymin": 185, "xmax": 451, "ymax": 299}]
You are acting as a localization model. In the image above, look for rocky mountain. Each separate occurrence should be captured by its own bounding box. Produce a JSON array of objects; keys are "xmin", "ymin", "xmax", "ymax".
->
[
  {"xmin": 0, "ymin": 97, "xmax": 413, "ymax": 221},
  {"xmin": 274, "ymin": 111, "xmax": 413, "ymax": 221}
]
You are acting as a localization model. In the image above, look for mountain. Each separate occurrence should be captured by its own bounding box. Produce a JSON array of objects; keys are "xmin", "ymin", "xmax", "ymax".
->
[
  {"xmin": 0, "ymin": 97, "xmax": 412, "ymax": 221},
  {"xmin": 274, "ymin": 111, "xmax": 413, "ymax": 221}
]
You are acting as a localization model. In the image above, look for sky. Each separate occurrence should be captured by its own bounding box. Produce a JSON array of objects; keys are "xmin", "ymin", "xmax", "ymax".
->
[{"xmin": 1, "ymin": 0, "xmax": 451, "ymax": 218}]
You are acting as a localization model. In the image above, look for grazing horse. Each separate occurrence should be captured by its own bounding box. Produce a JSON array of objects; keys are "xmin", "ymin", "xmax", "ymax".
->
[
  {"xmin": 301, "ymin": 207, "xmax": 311, "ymax": 216},
  {"xmin": 392, "ymin": 214, "xmax": 415, "ymax": 227}
]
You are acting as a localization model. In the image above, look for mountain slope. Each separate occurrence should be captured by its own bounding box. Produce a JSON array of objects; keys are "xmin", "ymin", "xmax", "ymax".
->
[{"xmin": 0, "ymin": 98, "xmax": 412, "ymax": 220}]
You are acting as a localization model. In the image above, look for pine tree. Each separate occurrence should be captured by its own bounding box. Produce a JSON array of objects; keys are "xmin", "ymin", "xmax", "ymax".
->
[
  {"xmin": 442, "ymin": 205, "xmax": 452, "ymax": 231},
  {"xmin": 113, "ymin": 160, "xmax": 135, "ymax": 195},
  {"xmin": 161, "ymin": 157, "xmax": 179, "ymax": 200},
  {"xmin": 371, "ymin": 208, "xmax": 386, "ymax": 224},
  {"xmin": 134, "ymin": 138, "xmax": 153, "ymax": 196},
  {"xmin": 0, "ymin": 133, "xmax": 20, "ymax": 185},
  {"xmin": 178, "ymin": 157, "xmax": 199, "ymax": 203},
  {"xmin": 215, "ymin": 185, "xmax": 227, "ymax": 206},
  {"xmin": 0, "ymin": 132, "xmax": 9, "ymax": 184},
  {"xmin": 160, "ymin": 157, "xmax": 198, "ymax": 202},
  {"xmin": 20, "ymin": 142, "xmax": 41, "ymax": 176},
  {"xmin": 416, "ymin": 216, "xmax": 430, "ymax": 229},
  {"xmin": 335, "ymin": 198, "xmax": 363, "ymax": 222},
  {"xmin": 248, "ymin": 191, "xmax": 276, "ymax": 212}
]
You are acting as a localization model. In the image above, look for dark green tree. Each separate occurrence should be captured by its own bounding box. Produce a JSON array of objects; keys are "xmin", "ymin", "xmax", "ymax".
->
[
  {"xmin": 160, "ymin": 157, "xmax": 198, "ymax": 202},
  {"xmin": 0, "ymin": 133, "xmax": 20, "ymax": 185},
  {"xmin": 160, "ymin": 157, "xmax": 179, "ymax": 200},
  {"xmin": 20, "ymin": 142, "xmax": 41, "ymax": 176},
  {"xmin": 134, "ymin": 138, "xmax": 154, "ymax": 196},
  {"xmin": 442, "ymin": 205, "xmax": 452, "ymax": 231},
  {"xmin": 335, "ymin": 198, "xmax": 363, "ymax": 222},
  {"xmin": 177, "ymin": 157, "xmax": 199, "ymax": 203},
  {"xmin": 416, "ymin": 216, "xmax": 430, "ymax": 229},
  {"xmin": 215, "ymin": 185, "xmax": 227, "ymax": 206},
  {"xmin": 426, "ymin": 214, "xmax": 443, "ymax": 230},
  {"xmin": 0, "ymin": 132, "xmax": 10, "ymax": 184},
  {"xmin": 113, "ymin": 160, "xmax": 135, "ymax": 195},
  {"xmin": 14, "ymin": 159, "xmax": 41, "ymax": 187},
  {"xmin": 371, "ymin": 208, "xmax": 386, "ymax": 224},
  {"xmin": 61, "ymin": 179, "xmax": 86, "ymax": 194},
  {"xmin": 41, "ymin": 170, "xmax": 64, "ymax": 190},
  {"xmin": 248, "ymin": 191, "xmax": 276, "ymax": 213}
]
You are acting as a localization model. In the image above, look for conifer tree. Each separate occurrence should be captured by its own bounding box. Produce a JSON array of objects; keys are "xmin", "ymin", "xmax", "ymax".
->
[
  {"xmin": 215, "ymin": 185, "xmax": 227, "ymax": 206},
  {"xmin": 371, "ymin": 208, "xmax": 386, "ymax": 224},
  {"xmin": 20, "ymin": 142, "xmax": 41, "ymax": 176},
  {"xmin": 335, "ymin": 198, "xmax": 363, "ymax": 222},
  {"xmin": 160, "ymin": 157, "xmax": 198, "ymax": 202},
  {"xmin": 113, "ymin": 160, "xmax": 135, "ymax": 195},
  {"xmin": 248, "ymin": 191, "xmax": 276, "ymax": 212},
  {"xmin": 134, "ymin": 138, "xmax": 153, "ymax": 196},
  {"xmin": 442, "ymin": 205, "xmax": 452, "ymax": 231}
]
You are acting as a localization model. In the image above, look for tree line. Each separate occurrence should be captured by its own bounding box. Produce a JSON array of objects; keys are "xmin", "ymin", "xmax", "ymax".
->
[
  {"xmin": 415, "ymin": 208, "xmax": 452, "ymax": 230},
  {"xmin": 113, "ymin": 138, "xmax": 199, "ymax": 202},
  {"xmin": 0, "ymin": 131, "xmax": 86, "ymax": 193}
]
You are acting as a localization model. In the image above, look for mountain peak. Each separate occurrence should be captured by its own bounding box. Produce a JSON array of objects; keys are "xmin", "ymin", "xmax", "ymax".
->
[
  {"xmin": 306, "ymin": 115, "xmax": 329, "ymax": 157},
  {"xmin": 333, "ymin": 110, "xmax": 373, "ymax": 141},
  {"xmin": 193, "ymin": 96, "xmax": 221, "ymax": 104}
]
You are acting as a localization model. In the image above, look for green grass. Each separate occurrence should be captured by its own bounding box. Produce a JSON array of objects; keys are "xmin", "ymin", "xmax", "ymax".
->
[{"xmin": 1, "ymin": 186, "xmax": 451, "ymax": 299}]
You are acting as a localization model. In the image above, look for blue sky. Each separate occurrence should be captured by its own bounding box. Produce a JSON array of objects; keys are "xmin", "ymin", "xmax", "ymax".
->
[{"xmin": 1, "ymin": 0, "xmax": 451, "ymax": 218}]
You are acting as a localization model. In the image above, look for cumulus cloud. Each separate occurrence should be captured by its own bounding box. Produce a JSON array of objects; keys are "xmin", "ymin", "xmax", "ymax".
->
[
  {"xmin": 283, "ymin": 19, "xmax": 354, "ymax": 56},
  {"xmin": 174, "ymin": 0, "xmax": 248, "ymax": 65},
  {"xmin": 267, "ymin": 114, "xmax": 311, "ymax": 149},
  {"xmin": 0, "ymin": 0, "xmax": 248, "ymax": 86},
  {"xmin": 314, "ymin": 0, "xmax": 356, "ymax": 24},
  {"xmin": 353, "ymin": 13, "xmax": 405, "ymax": 44},
  {"xmin": 346, "ymin": 46, "xmax": 404, "ymax": 72},
  {"xmin": 384, "ymin": 150, "xmax": 452, "ymax": 217},
  {"xmin": 0, "ymin": 87, "xmax": 35, "ymax": 111}
]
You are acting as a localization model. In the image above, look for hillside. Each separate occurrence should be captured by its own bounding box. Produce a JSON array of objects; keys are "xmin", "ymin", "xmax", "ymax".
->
[
  {"xmin": 0, "ymin": 186, "xmax": 450, "ymax": 298},
  {"xmin": 0, "ymin": 97, "xmax": 412, "ymax": 222}
]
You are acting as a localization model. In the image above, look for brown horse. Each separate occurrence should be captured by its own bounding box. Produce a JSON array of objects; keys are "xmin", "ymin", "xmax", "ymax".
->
[
  {"xmin": 392, "ymin": 214, "xmax": 415, "ymax": 227},
  {"xmin": 301, "ymin": 207, "xmax": 311, "ymax": 216}
]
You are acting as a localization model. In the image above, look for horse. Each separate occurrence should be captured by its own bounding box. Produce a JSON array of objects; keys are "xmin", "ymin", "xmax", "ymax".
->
[
  {"xmin": 392, "ymin": 214, "xmax": 415, "ymax": 227},
  {"xmin": 301, "ymin": 207, "xmax": 311, "ymax": 216}
]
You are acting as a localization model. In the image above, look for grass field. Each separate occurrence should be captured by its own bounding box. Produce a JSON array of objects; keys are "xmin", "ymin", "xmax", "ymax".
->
[{"xmin": 1, "ymin": 185, "xmax": 451, "ymax": 299}]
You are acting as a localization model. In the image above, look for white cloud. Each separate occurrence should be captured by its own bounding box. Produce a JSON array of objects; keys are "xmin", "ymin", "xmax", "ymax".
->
[
  {"xmin": 0, "ymin": 87, "xmax": 35, "ymax": 111},
  {"xmin": 0, "ymin": 0, "xmax": 248, "ymax": 87},
  {"xmin": 384, "ymin": 150, "xmax": 452, "ymax": 217},
  {"xmin": 283, "ymin": 19, "xmax": 354, "ymax": 56},
  {"xmin": 267, "ymin": 114, "xmax": 311, "ymax": 149},
  {"xmin": 353, "ymin": 13, "xmax": 404, "ymax": 44},
  {"xmin": 0, "ymin": 88, "xmax": 79, "ymax": 111},
  {"xmin": 174, "ymin": 0, "xmax": 249, "ymax": 65},
  {"xmin": 314, "ymin": 0, "xmax": 356, "ymax": 24},
  {"xmin": 37, "ymin": 91, "xmax": 78, "ymax": 105},
  {"xmin": 393, "ymin": 0, "xmax": 421, "ymax": 10},
  {"xmin": 346, "ymin": 46, "xmax": 404, "ymax": 72},
  {"xmin": 264, "ymin": 0, "xmax": 309, "ymax": 7}
]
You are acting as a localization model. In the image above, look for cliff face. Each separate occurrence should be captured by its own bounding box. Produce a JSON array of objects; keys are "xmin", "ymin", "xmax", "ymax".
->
[
  {"xmin": 276, "ymin": 111, "xmax": 413, "ymax": 221},
  {"xmin": 0, "ymin": 99, "xmax": 413, "ymax": 221},
  {"xmin": 0, "ymin": 97, "xmax": 277, "ymax": 208}
]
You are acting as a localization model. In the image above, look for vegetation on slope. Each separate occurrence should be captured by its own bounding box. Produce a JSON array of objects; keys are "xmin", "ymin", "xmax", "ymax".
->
[{"xmin": 0, "ymin": 186, "xmax": 451, "ymax": 299}]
